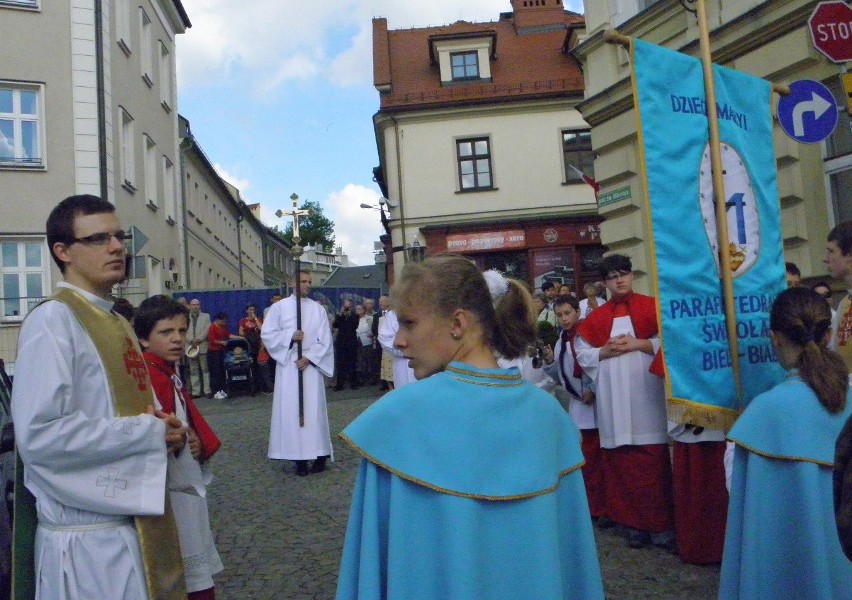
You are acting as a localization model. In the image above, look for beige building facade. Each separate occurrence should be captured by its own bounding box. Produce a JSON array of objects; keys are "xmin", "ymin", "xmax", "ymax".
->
[
  {"xmin": 0, "ymin": 0, "xmax": 189, "ymax": 368},
  {"xmin": 179, "ymin": 116, "xmax": 266, "ymax": 293},
  {"xmin": 574, "ymin": 0, "xmax": 851, "ymax": 292}
]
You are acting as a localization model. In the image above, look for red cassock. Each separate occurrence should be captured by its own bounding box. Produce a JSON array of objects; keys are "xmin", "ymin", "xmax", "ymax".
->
[{"xmin": 672, "ymin": 440, "xmax": 728, "ymax": 564}]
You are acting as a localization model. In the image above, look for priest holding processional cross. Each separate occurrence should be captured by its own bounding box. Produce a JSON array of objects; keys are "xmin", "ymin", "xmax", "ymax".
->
[{"xmin": 264, "ymin": 194, "xmax": 335, "ymax": 478}]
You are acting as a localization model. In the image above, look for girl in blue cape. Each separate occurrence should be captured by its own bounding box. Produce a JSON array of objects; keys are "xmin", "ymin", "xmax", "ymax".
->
[
  {"xmin": 336, "ymin": 256, "xmax": 604, "ymax": 600},
  {"xmin": 720, "ymin": 287, "xmax": 852, "ymax": 599}
]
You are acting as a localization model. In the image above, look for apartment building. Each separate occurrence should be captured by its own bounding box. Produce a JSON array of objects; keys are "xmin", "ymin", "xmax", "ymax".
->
[
  {"xmin": 372, "ymin": 0, "xmax": 606, "ymax": 291},
  {"xmin": 0, "ymin": 0, "xmax": 190, "ymax": 367}
]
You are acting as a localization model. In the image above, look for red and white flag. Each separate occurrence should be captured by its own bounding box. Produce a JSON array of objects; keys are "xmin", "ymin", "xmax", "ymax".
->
[{"xmin": 567, "ymin": 163, "xmax": 600, "ymax": 198}]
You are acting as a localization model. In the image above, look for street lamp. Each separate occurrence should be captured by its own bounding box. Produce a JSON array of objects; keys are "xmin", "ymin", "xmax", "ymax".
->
[{"xmin": 360, "ymin": 200, "xmax": 390, "ymax": 234}]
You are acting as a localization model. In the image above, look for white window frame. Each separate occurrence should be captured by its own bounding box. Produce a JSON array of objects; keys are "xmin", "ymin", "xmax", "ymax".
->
[
  {"xmin": 140, "ymin": 8, "xmax": 153, "ymax": 86},
  {"xmin": 1, "ymin": 238, "xmax": 48, "ymax": 322},
  {"xmin": 144, "ymin": 134, "xmax": 157, "ymax": 208},
  {"xmin": 0, "ymin": 81, "xmax": 45, "ymax": 169},
  {"xmin": 163, "ymin": 155, "xmax": 176, "ymax": 223},
  {"xmin": 821, "ymin": 75, "xmax": 852, "ymax": 229},
  {"xmin": 120, "ymin": 108, "xmax": 136, "ymax": 190},
  {"xmin": 0, "ymin": 0, "xmax": 39, "ymax": 10},
  {"xmin": 116, "ymin": 0, "xmax": 131, "ymax": 55},
  {"xmin": 159, "ymin": 41, "xmax": 172, "ymax": 111}
]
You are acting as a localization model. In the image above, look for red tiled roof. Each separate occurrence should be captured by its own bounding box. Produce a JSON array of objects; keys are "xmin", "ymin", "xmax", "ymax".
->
[{"xmin": 374, "ymin": 11, "xmax": 585, "ymax": 112}]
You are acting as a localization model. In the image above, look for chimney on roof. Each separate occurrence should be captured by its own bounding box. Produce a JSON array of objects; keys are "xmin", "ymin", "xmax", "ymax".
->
[{"xmin": 510, "ymin": 0, "xmax": 566, "ymax": 30}]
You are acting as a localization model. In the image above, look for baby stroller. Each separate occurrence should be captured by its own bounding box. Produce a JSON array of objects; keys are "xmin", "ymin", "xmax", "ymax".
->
[{"xmin": 224, "ymin": 337, "xmax": 256, "ymax": 397}]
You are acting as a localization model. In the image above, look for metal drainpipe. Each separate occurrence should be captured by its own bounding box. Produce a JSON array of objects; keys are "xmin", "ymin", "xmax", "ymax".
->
[
  {"xmin": 236, "ymin": 213, "xmax": 244, "ymax": 286},
  {"xmin": 94, "ymin": 0, "xmax": 108, "ymax": 198},
  {"xmin": 390, "ymin": 115, "xmax": 408, "ymax": 260},
  {"xmin": 179, "ymin": 138, "xmax": 192, "ymax": 289}
]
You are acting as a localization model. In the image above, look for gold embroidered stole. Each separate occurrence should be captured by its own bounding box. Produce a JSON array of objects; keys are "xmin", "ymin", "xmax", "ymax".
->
[
  {"xmin": 54, "ymin": 288, "xmax": 186, "ymax": 600},
  {"xmin": 837, "ymin": 295, "xmax": 852, "ymax": 372}
]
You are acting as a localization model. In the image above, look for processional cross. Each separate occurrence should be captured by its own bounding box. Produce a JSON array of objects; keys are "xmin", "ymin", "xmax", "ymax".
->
[{"xmin": 275, "ymin": 193, "xmax": 311, "ymax": 426}]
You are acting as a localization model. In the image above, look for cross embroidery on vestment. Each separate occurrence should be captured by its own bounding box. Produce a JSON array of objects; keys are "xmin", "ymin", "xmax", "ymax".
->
[
  {"xmin": 96, "ymin": 468, "xmax": 128, "ymax": 498},
  {"xmin": 111, "ymin": 416, "xmax": 141, "ymax": 435}
]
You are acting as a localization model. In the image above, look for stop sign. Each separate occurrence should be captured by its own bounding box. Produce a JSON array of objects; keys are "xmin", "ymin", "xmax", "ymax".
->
[{"xmin": 808, "ymin": 1, "xmax": 852, "ymax": 63}]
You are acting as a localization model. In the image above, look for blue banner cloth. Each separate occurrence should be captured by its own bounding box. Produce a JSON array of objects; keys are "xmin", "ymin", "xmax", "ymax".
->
[{"xmin": 631, "ymin": 38, "xmax": 786, "ymax": 429}]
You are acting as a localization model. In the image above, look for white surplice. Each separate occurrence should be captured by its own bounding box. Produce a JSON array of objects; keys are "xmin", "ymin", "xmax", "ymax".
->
[
  {"xmin": 548, "ymin": 338, "xmax": 597, "ymax": 430},
  {"xmin": 376, "ymin": 309, "xmax": 415, "ymax": 388},
  {"xmin": 578, "ymin": 297, "xmax": 607, "ymax": 320},
  {"xmin": 154, "ymin": 384, "xmax": 223, "ymax": 592},
  {"xmin": 262, "ymin": 295, "xmax": 335, "ymax": 460},
  {"xmin": 11, "ymin": 283, "xmax": 168, "ymax": 600},
  {"xmin": 574, "ymin": 315, "xmax": 667, "ymax": 448}
]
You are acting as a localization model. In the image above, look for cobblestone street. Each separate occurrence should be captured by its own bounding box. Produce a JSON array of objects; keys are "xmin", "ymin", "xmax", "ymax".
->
[{"xmin": 199, "ymin": 386, "xmax": 721, "ymax": 599}]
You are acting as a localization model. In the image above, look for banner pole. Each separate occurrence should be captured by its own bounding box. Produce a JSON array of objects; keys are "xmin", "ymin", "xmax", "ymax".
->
[{"xmin": 695, "ymin": 0, "xmax": 742, "ymax": 408}]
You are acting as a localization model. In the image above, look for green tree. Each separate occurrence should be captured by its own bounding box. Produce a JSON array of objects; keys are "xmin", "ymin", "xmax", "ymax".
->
[{"xmin": 281, "ymin": 199, "xmax": 336, "ymax": 252}]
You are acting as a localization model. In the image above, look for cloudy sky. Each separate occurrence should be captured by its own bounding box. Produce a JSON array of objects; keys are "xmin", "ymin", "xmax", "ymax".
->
[{"xmin": 176, "ymin": 0, "xmax": 585, "ymax": 265}]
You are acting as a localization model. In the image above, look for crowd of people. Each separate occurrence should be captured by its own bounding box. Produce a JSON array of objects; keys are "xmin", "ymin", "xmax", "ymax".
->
[{"xmin": 8, "ymin": 193, "xmax": 852, "ymax": 599}]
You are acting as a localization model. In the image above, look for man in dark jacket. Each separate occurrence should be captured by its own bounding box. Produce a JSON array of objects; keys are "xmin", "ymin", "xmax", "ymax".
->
[{"xmin": 333, "ymin": 299, "xmax": 360, "ymax": 390}]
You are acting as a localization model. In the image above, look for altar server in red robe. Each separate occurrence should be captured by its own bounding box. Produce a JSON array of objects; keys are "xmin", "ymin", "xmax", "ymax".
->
[{"xmin": 575, "ymin": 254, "xmax": 674, "ymax": 549}]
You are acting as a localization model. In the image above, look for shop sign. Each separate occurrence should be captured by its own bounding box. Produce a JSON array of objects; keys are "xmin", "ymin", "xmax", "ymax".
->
[
  {"xmin": 446, "ymin": 230, "xmax": 526, "ymax": 253},
  {"xmin": 598, "ymin": 186, "xmax": 631, "ymax": 207}
]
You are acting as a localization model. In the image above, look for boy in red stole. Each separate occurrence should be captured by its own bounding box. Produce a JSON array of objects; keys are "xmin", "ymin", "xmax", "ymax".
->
[
  {"xmin": 543, "ymin": 294, "xmax": 605, "ymax": 519},
  {"xmin": 574, "ymin": 254, "xmax": 674, "ymax": 549},
  {"xmin": 135, "ymin": 295, "xmax": 223, "ymax": 599}
]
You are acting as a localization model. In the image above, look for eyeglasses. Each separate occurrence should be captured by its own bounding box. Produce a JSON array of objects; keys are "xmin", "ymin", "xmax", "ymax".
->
[
  {"xmin": 69, "ymin": 231, "xmax": 130, "ymax": 246},
  {"xmin": 604, "ymin": 271, "xmax": 632, "ymax": 281}
]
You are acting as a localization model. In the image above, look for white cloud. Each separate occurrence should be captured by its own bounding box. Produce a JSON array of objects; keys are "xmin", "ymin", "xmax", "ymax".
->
[
  {"xmin": 327, "ymin": 23, "xmax": 373, "ymax": 87},
  {"xmin": 324, "ymin": 184, "xmax": 385, "ymax": 266},
  {"xmin": 213, "ymin": 163, "xmax": 251, "ymax": 196},
  {"xmin": 178, "ymin": 1, "xmax": 586, "ymax": 92}
]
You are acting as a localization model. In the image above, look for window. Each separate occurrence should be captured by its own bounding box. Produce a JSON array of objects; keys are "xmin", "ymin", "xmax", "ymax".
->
[
  {"xmin": 563, "ymin": 130, "xmax": 594, "ymax": 183},
  {"xmin": 144, "ymin": 135, "xmax": 157, "ymax": 207},
  {"xmin": 140, "ymin": 8, "xmax": 152, "ymax": 85},
  {"xmin": 0, "ymin": 83, "xmax": 42, "ymax": 167},
  {"xmin": 159, "ymin": 41, "xmax": 172, "ymax": 110},
  {"xmin": 1, "ymin": 239, "xmax": 46, "ymax": 320},
  {"xmin": 0, "ymin": 0, "xmax": 38, "ymax": 8},
  {"xmin": 120, "ymin": 109, "xmax": 135, "ymax": 189},
  {"xmin": 451, "ymin": 51, "xmax": 479, "ymax": 81},
  {"xmin": 457, "ymin": 137, "xmax": 493, "ymax": 191},
  {"xmin": 824, "ymin": 78, "xmax": 852, "ymax": 226},
  {"xmin": 116, "ymin": 0, "xmax": 131, "ymax": 54},
  {"xmin": 163, "ymin": 156, "xmax": 175, "ymax": 222}
]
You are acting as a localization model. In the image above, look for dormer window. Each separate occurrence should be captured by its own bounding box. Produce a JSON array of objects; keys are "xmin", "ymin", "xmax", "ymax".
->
[
  {"xmin": 429, "ymin": 31, "xmax": 496, "ymax": 86},
  {"xmin": 451, "ymin": 51, "xmax": 479, "ymax": 81}
]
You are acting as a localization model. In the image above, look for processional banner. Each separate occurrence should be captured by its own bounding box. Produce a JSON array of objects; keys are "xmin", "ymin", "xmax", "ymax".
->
[{"xmin": 631, "ymin": 38, "xmax": 786, "ymax": 430}]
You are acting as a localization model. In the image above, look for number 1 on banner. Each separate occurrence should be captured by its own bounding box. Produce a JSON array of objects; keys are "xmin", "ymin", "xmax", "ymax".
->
[
  {"xmin": 699, "ymin": 143, "xmax": 760, "ymax": 277},
  {"xmin": 725, "ymin": 193, "xmax": 747, "ymax": 244}
]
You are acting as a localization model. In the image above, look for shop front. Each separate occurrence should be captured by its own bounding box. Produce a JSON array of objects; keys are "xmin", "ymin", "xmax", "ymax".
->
[{"xmin": 421, "ymin": 217, "xmax": 606, "ymax": 294}]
